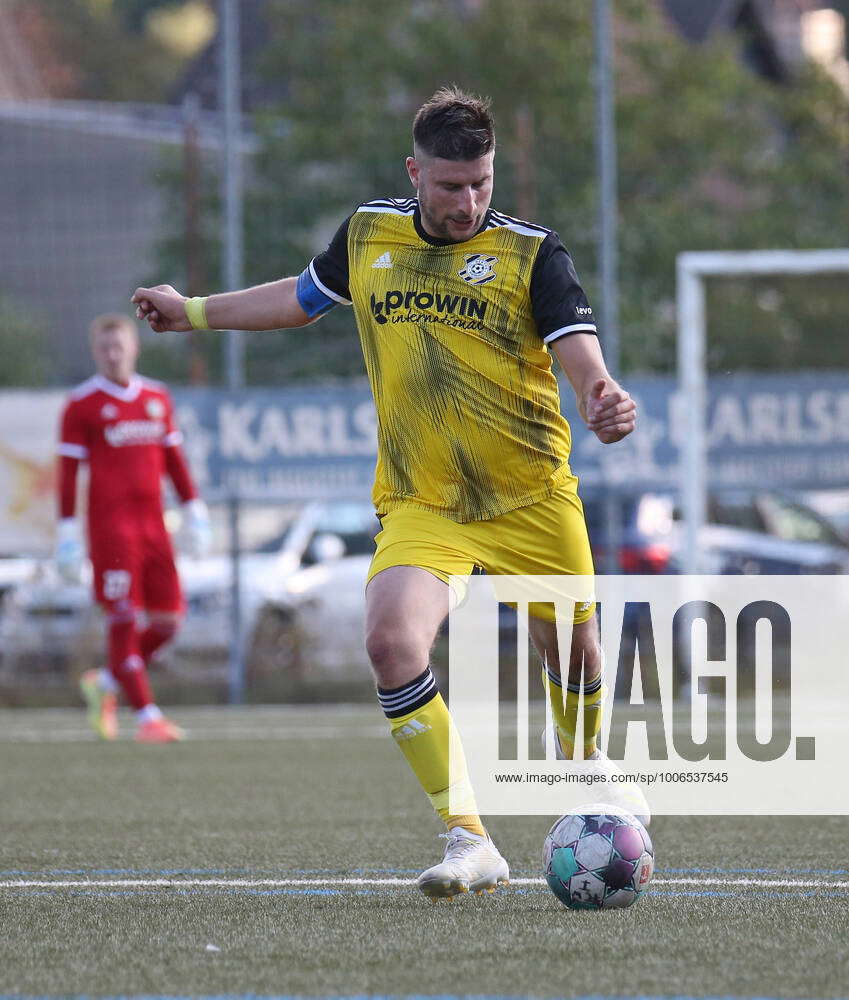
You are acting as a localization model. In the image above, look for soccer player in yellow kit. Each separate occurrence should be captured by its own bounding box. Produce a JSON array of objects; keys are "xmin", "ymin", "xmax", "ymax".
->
[{"xmin": 132, "ymin": 86, "xmax": 644, "ymax": 899}]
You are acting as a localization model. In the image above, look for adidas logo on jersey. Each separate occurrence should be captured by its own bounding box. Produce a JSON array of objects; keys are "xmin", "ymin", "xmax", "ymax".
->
[
  {"xmin": 392, "ymin": 719, "xmax": 432, "ymax": 741},
  {"xmin": 372, "ymin": 252, "xmax": 393, "ymax": 269}
]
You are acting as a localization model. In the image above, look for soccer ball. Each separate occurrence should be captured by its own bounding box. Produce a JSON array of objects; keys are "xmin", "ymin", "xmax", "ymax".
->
[{"xmin": 543, "ymin": 804, "xmax": 654, "ymax": 910}]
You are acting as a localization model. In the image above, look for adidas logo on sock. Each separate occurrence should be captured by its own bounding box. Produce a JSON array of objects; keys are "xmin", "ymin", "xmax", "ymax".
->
[
  {"xmin": 393, "ymin": 718, "xmax": 431, "ymax": 741},
  {"xmin": 372, "ymin": 251, "xmax": 392, "ymax": 269}
]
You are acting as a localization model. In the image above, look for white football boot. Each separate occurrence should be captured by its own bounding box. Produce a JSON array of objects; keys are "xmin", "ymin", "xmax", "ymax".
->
[
  {"xmin": 417, "ymin": 828, "xmax": 510, "ymax": 900},
  {"xmin": 542, "ymin": 726, "xmax": 652, "ymax": 827}
]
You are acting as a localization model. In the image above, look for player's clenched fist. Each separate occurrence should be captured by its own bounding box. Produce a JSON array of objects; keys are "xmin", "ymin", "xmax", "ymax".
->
[
  {"xmin": 585, "ymin": 377, "xmax": 637, "ymax": 444},
  {"xmin": 132, "ymin": 285, "xmax": 190, "ymax": 333}
]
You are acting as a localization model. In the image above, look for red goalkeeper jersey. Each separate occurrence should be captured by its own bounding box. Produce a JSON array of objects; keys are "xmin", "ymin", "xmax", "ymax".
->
[{"xmin": 59, "ymin": 374, "xmax": 186, "ymax": 523}]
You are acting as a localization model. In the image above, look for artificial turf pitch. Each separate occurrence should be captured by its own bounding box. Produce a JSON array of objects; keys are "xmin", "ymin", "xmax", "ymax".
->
[{"xmin": 0, "ymin": 706, "xmax": 846, "ymax": 1000}]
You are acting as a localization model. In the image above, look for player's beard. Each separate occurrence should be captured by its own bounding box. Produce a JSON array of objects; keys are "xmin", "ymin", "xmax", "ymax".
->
[{"xmin": 418, "ymin": 191, "xmax": 480, "ymax": 243}]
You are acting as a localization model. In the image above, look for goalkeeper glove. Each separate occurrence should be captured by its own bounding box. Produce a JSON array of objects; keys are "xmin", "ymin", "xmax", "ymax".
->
[
  {"xmin": 55, "ymin": 518, "xmax": 85, "ymax": 583},
  {"xmin": 181, "ymin": 498, "xmax": 212, "ymax": 557}
]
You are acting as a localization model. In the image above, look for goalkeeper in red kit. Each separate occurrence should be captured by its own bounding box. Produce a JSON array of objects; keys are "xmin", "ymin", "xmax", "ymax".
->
[{"xmin": 56, "ymin": 314, "xmax": 211, "ymax": 743}]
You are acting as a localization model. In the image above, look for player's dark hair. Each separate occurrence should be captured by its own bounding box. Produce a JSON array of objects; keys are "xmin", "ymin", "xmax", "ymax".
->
[{"xmin": 412, "ymin": 86, "xmax": 495, "ymax": 160}]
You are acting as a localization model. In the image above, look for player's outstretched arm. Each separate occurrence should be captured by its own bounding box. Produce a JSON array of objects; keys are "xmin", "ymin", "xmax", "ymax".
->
[
  {"xmin": 132, "ymin": 277, "xmax": 311, "ymax": 334},
  {"xmin": 551, "ymin": 333, "xmax": 636, "ymax": 444}
]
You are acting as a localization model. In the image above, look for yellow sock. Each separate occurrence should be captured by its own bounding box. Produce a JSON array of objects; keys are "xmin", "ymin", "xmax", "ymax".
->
[
  {"xmin": 542, "ymin": 665, "xmax": 604, "ymax": 759},
  {"xmin": 379, "ymin": 668, "xmax": 485, "ymax": 837}
]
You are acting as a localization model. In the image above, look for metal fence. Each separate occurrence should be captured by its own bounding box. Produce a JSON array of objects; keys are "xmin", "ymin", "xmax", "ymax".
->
[{"xmin": 0, "ymin": 99, "xmax": 254, "ymax": 386}]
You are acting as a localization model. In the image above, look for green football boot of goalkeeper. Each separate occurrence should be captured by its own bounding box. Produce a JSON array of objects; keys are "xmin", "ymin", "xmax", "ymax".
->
[{"xmin": 79, "ymin": 669, "xmax": 118, "ymax": 741}]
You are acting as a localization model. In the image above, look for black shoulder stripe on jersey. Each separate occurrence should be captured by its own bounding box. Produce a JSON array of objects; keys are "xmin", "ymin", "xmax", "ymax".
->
[
  {"xmin": 359, "ymin": 197, "xmax": 417, "ymax": 214},
  {"xmin": 487, "ymin": 210, "xmax": 551, "ymax": 236},
  {"xmin": 489, "ymin": 208, "xmax": 549, "ymax": 229}
]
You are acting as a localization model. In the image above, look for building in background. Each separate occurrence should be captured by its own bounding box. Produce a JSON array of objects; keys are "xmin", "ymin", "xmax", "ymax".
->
[
  {"xmin": 0, "ymin": 3, "xmax": 71, "ymax": 100},
  {"xmin": 802, "ymin": 5, "xmax": 849, "ymax": 92},
  {"xmin": 0, "ymin": 102, "xmax": 235, "ymax": 383},
  {"xmin": 0, "ymin": 0, "xmax": 847, "ymax": 386},
  {"xmin": 172, "ymin": 0, "xmax": 283, "ymax": 111},
  {"xmin": 661, "ymin": 0, "xmax": 849, "ymax": 79}
]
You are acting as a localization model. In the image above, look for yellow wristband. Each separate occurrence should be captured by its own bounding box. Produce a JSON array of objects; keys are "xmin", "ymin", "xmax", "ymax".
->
[{"xmin": 184, "ymin": 296, "xmax": 209, "ymax": 330}]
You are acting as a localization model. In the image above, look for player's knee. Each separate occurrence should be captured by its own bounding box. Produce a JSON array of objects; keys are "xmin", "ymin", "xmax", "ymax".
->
[
  {"xmin": 567, "ymin": 636, "xmax": 601, "ymax": 685},
  {"xmin": 365, "ymin": 624, "xmax": 428, "ymax": 681},
  {"xmin": 107, "ymin": 609, "xmax": 137, "ymax": 629},
  {"xmin": 150, "ymin": 617, "xmax": 180, "ymax": 641},
  {"xmin": 538, "ymin": 645, "xmax": 560, "ymax": 675}
]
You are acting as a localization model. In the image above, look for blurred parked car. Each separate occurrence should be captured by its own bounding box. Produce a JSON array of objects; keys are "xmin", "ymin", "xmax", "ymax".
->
[
  {"xmin": 0, "ymin": 500, "xmax": 380, "ymax": 687},
  {"xmin": 584, "ymin": 488, "xmax": 849, "ymax": 575},
  {"xmin": 0, "ymin": 556, "xmax": 40, "ymax": 602},
  {"xmin": 176, "ymin": 499, "xmax": 379, "ymax": 680},
  {"xmin": 497, "ymin": 488, "xmax": 849, "ymax": 700},
  {"xmin": 3, "ymin": 489, "xmax": 845, "ymax": 694},
  {"xmin": 801, "ymin": 489, "xmax": 849, "ymax": 543},
  {"xmin": 0, "ymin": 560, "xmax": 100, "ymax": 680}
]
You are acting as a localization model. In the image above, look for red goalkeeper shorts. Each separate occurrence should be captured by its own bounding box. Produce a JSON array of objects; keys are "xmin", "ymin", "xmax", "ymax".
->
[{"xmin": 88, "ymin": 517, "xmax": 183, "ymax": 617}]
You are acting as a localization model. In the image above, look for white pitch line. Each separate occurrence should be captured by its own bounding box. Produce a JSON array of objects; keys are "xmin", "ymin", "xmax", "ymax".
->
[
  {"xmin": 1, "ymin": 876, "xmax": 848, "ymax": 889},
  {"xmin": 654, "ymin": 876, "xmax": 849, "ymax": 888}
]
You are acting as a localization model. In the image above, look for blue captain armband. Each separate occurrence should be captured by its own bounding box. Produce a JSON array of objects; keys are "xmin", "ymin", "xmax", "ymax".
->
[{"xmin": 296, "ymin": 266, "xmax": 339, "ymax": 318}]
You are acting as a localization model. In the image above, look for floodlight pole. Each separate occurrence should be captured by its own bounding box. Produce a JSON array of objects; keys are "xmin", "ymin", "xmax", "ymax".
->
[
  {"xmin": 593, "ymin": 0, "xmax": 622, "ymax": 574},
  {"xmin": 219, "ymin": 0, "xmax": 245, "ymax": 389},
  {"xmin": 219, "ymin": 0, "xmax": 246, "ymax": 704},
  {"xmin": 593, "ymin": 0, "xmax": 619, "ymax": 376},
  {"xmin": 676, "ymin": 255, "xmax": 707, "ymax": 578}
]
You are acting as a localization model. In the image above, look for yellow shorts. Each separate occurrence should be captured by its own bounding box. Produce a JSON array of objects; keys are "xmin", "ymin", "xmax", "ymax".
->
[{"xmin": 367, "ymin": 481, "xmax": 596, "ymax": 624}]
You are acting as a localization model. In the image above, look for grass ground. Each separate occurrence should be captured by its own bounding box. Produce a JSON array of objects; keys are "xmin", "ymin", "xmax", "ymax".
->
[{"xmin": 0, "ymin": 705, "xmax": 847, "ymax": 1000}]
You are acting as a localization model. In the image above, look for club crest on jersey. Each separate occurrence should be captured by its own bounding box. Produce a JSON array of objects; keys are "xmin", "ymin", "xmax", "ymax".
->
[
  {"xmin": 100, "ymin": 403, "xmax": 119, "ymax": 420},
  {"xmin": 458, "ymin": 254, "xmax": 497, "ymax": 286},
  {"xmin": 145, "ymin": 398, "xmax": 165, "ymax": 419}
]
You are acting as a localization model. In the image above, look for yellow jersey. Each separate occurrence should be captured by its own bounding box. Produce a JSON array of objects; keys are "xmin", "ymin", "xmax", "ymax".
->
[{"xmin": 301, "ymin": 199, "xmax": 597, "ymax": 523}]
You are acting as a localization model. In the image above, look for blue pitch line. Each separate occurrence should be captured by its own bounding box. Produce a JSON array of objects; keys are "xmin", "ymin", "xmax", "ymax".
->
[
  {"xmin": 509, "ymin": 867, "xmax": 849, "ymax": 877},
  {"xmin": 0, "ymin": 867, "xmax": 421, "ymax": 878},
  {"xmin": 649, "ymin": 888, "xmax": 849, "ymax": 899},
  {"xmin": 349, "ymin": 868, "xmax": 420, "ymax": 875},
  {"xmin": 656, "ymin": 867, "xmax": 849, "ymax": 876},
  {"xmin": 0, "ymin": 868, "xmax": 248, "ymax": 877},
  {"xmin": 481, "ymin": 867, "xmax": 849, "ymax": 878},
  {"xmin": 649, "ymin": 891, "xmax": 739, "ymax": 898},
  {"xmin": 10, "ymin": 888, "xmax": 528, "ymax": 900},
  {"xmin": 10, "ymin": 888, "xmax": 382, "ymax": 899},
  {"xmin": 10, "ymin": 888, "xmax": 407, "ymax": 899}
]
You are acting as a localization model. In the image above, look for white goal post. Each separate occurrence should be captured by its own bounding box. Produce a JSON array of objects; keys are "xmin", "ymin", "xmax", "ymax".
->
[{"xmin": 676, "ymin": 248, "xmax": 849, "ymax": 575}]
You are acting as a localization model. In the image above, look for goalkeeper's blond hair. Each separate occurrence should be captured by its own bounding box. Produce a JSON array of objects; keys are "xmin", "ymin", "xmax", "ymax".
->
[{"xmin": 89, "ymin": 313, "xmax": 138, "ymax": 343}]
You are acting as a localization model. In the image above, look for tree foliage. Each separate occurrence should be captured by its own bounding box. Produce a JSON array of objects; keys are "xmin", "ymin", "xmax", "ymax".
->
[
  {"xmin": 34, "ymin": 0, "xmax": 201, "ymax": 101},
  {"xmin": 113, "ymin": 0, "xmax": 205, "ymax": 32},
  {"xmin": 0, "ymin": 297, "xmax": 49, "ymax": 387},
  {"xmin": 153, "ymin": 0, "xmax": 849, "ymax": 382},
  {"xmin": 613, "ymin": 0, "xmax": 849, "ymax": 371}
]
